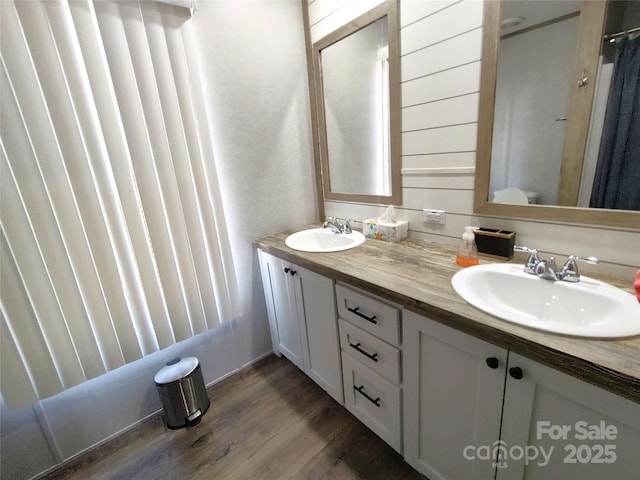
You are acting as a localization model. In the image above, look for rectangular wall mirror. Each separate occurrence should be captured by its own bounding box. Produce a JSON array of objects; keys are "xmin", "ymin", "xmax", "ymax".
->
[
  {"xmin": 311, "ymin": 1, "xmax": 401, "ymax": 206},
  {"xmin": 475, "ymin": 0, "xmax": 640, "ymax": 229}
]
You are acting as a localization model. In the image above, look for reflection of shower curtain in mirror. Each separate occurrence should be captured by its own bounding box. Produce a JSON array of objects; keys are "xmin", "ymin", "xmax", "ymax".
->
[{"xmin": 590, "ymin": 36, "xmax": 640, "ymax": 210}]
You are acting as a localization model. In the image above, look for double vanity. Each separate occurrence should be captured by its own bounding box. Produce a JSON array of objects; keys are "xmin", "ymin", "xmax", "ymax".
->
[{"xmin": 254, "ymin": 227, "xmax": 640, "ymax": 479}]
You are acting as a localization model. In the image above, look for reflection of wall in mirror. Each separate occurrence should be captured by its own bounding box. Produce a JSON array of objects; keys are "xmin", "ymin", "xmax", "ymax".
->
[
  {"xmin": 490, "ymin": 15, "xmax": 579, "ymax": 205},
  {"xmin": 322, "ymin": 17, "xmax": 389, "ymax": 196}
]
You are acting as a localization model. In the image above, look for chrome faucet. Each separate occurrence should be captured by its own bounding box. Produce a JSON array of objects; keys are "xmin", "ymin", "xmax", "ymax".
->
[
  {"xmin": 514, "ymin": 246, "xmax": 598, "ymax": 282},
  {"xmin": 323, "ymin": 217, "xmax": 353, "ymax": 234},
  {"xmin": 514, "ymin": 246, "xmax": 540, "ymax": 274},
  {"xmin": 559, "ymin": 255, "xmax": 600, "ymax": 282},
  {"xmin": 534, "ymin": 257, "xmax": 560, "ymax": 281}
]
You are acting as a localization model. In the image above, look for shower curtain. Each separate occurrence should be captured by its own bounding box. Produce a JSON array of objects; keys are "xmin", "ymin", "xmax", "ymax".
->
[{"xmin": 590, "ymin": 36, "xmax": 640, "ymax": 210}]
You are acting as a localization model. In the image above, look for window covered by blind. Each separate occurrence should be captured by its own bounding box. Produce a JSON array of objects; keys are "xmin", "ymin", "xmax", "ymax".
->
[{"xmin": 0, "ymin": 0, "xmax": 240, "ymax": 408}]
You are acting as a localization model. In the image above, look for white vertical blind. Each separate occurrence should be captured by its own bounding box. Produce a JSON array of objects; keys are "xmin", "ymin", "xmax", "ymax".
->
[{"xmin": 0, "ymin": 0, "xmax": 240, "ymax": 408}]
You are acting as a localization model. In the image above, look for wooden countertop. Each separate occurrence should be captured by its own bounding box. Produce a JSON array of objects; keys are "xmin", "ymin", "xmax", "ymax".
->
[{"xmin": 254, "ymin": 226, "xmax": 640, "ymax": 404}]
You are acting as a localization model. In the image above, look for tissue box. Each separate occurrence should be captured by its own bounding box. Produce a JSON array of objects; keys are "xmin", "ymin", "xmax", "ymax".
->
[{"xmin": 363, "ymin": 219, "xmax": 408, "ymax": 243}]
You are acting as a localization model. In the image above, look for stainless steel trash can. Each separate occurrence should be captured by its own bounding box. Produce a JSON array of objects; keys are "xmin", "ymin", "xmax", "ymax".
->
[{"xmin": 154, "ymin": 357, "xmax": 210, "ymax": 429}]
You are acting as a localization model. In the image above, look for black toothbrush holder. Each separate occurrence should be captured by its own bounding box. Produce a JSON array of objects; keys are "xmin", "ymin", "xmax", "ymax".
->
[{"xmin": 473, "ymin": 228, "xmax": 516, "ymax": 259}]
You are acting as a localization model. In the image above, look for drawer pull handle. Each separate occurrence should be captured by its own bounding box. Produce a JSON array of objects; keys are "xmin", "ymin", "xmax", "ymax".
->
[
  {"xmin": 354, "ymin": 385, "xmax": 381, "ymax": 407},
  {"xmin": 347, "ymin": 306, "xmax": 377, "ymax": 324},
  {"xmin": 349, "ymin": 342, "xmax": 379, "ymax": 362}
]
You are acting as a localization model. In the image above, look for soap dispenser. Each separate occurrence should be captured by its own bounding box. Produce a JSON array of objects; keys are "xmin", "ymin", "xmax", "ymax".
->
[{"xmin": 456, "ymin": 226, "xmax": 479, "ymax": 267}]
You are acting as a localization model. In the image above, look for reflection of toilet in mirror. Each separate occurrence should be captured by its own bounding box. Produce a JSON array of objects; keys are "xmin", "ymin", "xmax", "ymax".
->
[{"xmin": 493, "ymin": 187, "xmax": 539, "ymax": 205}]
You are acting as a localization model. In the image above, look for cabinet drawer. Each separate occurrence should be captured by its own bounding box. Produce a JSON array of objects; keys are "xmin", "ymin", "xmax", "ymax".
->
[
  {"xmin": 342, "ymin": 352, "xmax": 402, "ymax": 453},
  {"xmin": 336, "ymin": 284, "xmax": 400, "ymax": 346},
  {"xmin": 339, "ymin": 319, "xmax": 401, "ymax": 384}
]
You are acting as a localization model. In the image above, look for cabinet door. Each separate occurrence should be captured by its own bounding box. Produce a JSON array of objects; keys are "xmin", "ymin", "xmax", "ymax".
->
[
  {"xmin": 257, "ymin": 250, "xmax": 282, "ymax": 355},
  {"xmin": 498, "ymin": 353, "xmax": 640, "ymax": 480},
  {"xmin": 403, "ymin": 311, "xmax": 506, "ymax": 480},
  {"xmin": 257, "ymin": 251, "xmax": 304, "ymax": 369},
  {"xmin": 294, "ymin": 266, "xmax": 343, "ymax": 403}
]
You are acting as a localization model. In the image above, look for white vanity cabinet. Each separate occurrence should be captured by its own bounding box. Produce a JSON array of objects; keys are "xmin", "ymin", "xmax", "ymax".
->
[
  {"xmin": 403, "ymin": 310, "xmax": 506, "ymax": 480},
  {"xmin": 497, "ymin": 353, "xmax": 640, "ymax": 480},
  {"xmin": 257, "ymin": 250, "xmax": 343, "ymax": 403},
  {"xmin": 336, "ymin": 284, "xmax": 403, "ymax": 453},
  {"xmin": 258, "ymin": 250, "xmax": 303, "ymax": 368},
  {"xmin": 403, "ymin": 310, "xmax": 640, "ymax": 480}
]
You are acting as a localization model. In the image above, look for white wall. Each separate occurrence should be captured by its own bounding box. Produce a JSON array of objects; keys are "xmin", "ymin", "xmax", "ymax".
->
[
  {"xmin": 323, "ymin": 17, "xmax": 388, "ymax": 195},
  {"xmin": 191, "ymin": 0, "xmax": 317, "ymax": 367},
  {"xmin": 0, "ymin": 2, "xmax": 316, "ymax": 479},
  {"xmin": 314, "ymin": 0, "xmax": 640, "ymax": 280},
  {"xmin": 490, "ymin": 16, "xmax": 579, "ymax": 205}
]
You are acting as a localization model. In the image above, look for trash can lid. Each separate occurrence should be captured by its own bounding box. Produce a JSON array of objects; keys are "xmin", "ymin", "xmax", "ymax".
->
[{"xmin": 154, "ymin": 356, "xmax": 199, "ymax": 384}]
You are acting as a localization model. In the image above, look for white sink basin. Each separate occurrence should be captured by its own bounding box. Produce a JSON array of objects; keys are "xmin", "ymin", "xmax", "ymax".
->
[
  {"xmin": 285, "ymin": 228, "xmax": 365, "ymax": 253},
  {"xmin": 451, "ymin": 263, "xmax": 640, "ymax": 338}
]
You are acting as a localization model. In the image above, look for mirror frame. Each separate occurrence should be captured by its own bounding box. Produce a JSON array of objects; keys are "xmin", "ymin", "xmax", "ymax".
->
[
  {"xmin": 474, "ymin": 0, "xmax": 640, "ymax": 229},
  {"xmin": 311, "ymin": 1, "xmax": 401, "ymax": 206}
]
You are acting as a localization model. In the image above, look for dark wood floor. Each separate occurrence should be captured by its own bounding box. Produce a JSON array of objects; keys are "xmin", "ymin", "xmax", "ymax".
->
[{"xmin": 39, "ymin": 355, "xmax": 424, "ymax": 480}]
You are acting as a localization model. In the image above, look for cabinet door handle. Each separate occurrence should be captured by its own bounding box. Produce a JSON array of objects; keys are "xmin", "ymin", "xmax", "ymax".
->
[
  {"xmin": 283, "ymin": 267, "xmax": 296, "ymax": 276},
  {"xmin": 354, "ymin": 385, "xmax": 381, "ymax": 407},
  {"xmin": 284, "ymin": 267, "xmax": 290, "ymax": 274},
  {"xmin": 509, "ymin": 366, "xmax": 523, "ymax": 380},
  {"xmin": 349, "ymin": 342, "xmax": 379, "ymax": 362},
  {"xmin": 486, "ymin": 357, "xmax": 499, "ymax": 369},
  {"xmin": 347, "ymin": 306, "xmax": 377, "ymax": 324}
]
